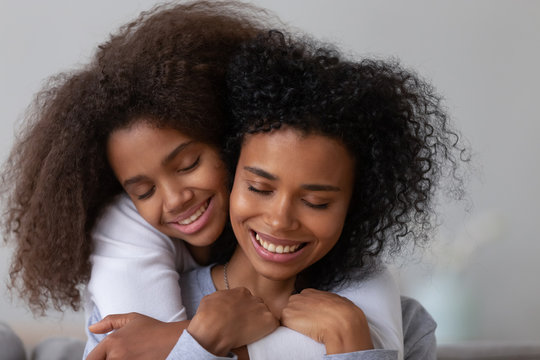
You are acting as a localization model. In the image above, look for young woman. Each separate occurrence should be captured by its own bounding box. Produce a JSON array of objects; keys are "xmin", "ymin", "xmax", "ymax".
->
[
  {"xmin": 86, "ymin": 31, "xmax": 466, "ymax": 360},
  {"xmin": 2, "ymin": 2, "xmax": 404, "ymax": 359}
]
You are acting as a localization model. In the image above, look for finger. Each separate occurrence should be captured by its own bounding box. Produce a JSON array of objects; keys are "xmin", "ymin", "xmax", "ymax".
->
[
  {"xmin": 299, "ymin": 288, "xmax": 327, "ymax": 298},
  {"xmin": 280, "ymin": 304, "xmax": 301, "ymax": 323},
  {"xmin": 253, "ymin": 295, "xmax": 264, "ymax": 303},
  {"xmin": 89, "ymin": 313, "xmax": 134, "ymax": 333},
  {"xmin": 235, "ymin": 286, "xmax": 253, "ymax": 296},
  {"xmin": 85, "ymin": 342, "xmax": 106, "ymax": 360}
]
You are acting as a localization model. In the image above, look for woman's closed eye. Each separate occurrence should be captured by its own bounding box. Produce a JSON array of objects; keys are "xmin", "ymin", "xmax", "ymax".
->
[
  {"xmin": 248, "ymin": 185, "xmax": 273, "ymax": 195},
  {"xmin": 248, "ymin": 184, "xmax": 330, "ymax": 209},
  {"xmin": 302, "ymin": 199, "xmax": 329, "ymax": 209}
]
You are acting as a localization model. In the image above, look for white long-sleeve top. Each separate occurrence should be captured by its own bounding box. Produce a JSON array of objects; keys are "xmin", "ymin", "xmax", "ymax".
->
[{"xmin": 84, "ymin": 194, "xmax": 404, "ymax": 360}]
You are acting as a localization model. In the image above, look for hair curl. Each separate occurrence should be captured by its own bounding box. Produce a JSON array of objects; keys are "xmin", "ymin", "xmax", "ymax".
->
[
  {"xmin": 226, "ymin": 31, "xmax": 469, "ymax": 290},
  {"xmin": 1, "ymin": 1, "xmax": 272, "ymax": 314}
]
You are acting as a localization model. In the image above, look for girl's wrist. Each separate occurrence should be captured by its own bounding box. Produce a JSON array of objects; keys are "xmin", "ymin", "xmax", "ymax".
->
[
  {"xmin": 323, "ymin": 316, "xmax": 374, "ymax": 355},
  {"xmin": 187, "ymin": 318, "xmax": 231, "ymax": 356},
  {"xmin": 324, "ymin": 330, "xmax": 374, "ymax": 355}
]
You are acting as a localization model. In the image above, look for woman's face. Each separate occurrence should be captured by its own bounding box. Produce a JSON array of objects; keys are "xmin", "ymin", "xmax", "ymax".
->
[
  {"xmin": 229, "ymin": 127, "xmax": 355, "ymax": 281},
  {"xmin": 107, "ymin": 120, "xmax": 229, "ymax": 247}
]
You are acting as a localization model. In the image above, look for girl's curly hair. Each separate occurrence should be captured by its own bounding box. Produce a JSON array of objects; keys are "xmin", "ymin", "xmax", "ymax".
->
[
  {"xmin": 1, "ymin": 1, "xmax": 271, "ymax": 314},
  {"xmin": 226, "ymin": 31, "xmax": 469, "ymax": 290}
]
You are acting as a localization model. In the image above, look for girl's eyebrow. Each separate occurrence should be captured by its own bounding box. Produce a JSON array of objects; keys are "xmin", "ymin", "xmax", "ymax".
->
[
  {"xmin": 162, "ymin": 140, "xmax": 195, "ymax": 166},
  {"xmin": 123, "ymin": 140, "xmax": 195, "ymax": 188},
  {"xmin": 123, "ymin": 174, "xmax": 149, "ymax": 188},
  {"xmin": 243, "ymin": 166, "xmax": 340, "ymax": 191}
]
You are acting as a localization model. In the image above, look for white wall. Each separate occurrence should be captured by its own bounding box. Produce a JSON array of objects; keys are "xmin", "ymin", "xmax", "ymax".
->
[{"xmin": 1, "ymin": 0, "xmax": 539, "ymax": 348}]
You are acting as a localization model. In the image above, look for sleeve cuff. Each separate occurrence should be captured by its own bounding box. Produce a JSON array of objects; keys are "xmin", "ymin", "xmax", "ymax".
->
[
  {"xmin": 323, "ymin": 349, "xmax": 397, "ymax": 360},
  {"xmin": 167, "ymin": 330, "xmax": 238, "ymax": 360}
]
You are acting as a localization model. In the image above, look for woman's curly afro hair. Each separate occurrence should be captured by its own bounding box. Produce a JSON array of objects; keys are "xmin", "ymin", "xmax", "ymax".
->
[
  {"xmin": 1, "ymin": 1, "xmax": 272, "ymax": 314},
  {"xmin": 226, "ymin": 31, "xmax": 469, "ymax": 291}
]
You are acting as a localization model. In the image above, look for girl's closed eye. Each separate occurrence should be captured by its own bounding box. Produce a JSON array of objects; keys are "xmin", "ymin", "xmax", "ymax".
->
[
  {"xmin": 137, "ymin": 185, "xmax": 156, "ymax": 200},
  {"xmin": 177, "ymin": 155, "xmax": 200, "ymax": 173}
]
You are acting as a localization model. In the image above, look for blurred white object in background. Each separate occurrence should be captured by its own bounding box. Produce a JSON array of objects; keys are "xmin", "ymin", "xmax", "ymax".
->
[{"xmin": 395, "ymin": 210, "xmax": 507, "ymax": 343}]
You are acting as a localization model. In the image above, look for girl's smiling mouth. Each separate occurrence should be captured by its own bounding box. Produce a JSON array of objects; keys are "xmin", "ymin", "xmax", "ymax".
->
[
  {"xmin": 176, "ymin": 200, "xmax": 209, "ymax": 225},
  {"xmin": 168, "ymin": 197, "xmax": 214, "ymax": 235}
]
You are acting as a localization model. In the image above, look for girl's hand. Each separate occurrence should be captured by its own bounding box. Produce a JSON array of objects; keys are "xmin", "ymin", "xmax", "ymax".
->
[
  {"xmin": 87, "ymin": 313, "xmax": 187, "ymax": 360},
  {"xmin": 187, "ymin": 287, "xmax": 279, "ymax": 356},
  {"xmin": 88, "ymin": 312, "xmax": 142, "ymax": 334},
  {"xmin": 280, "ymin": 288, "xmax": 373, "ymax": 355}
]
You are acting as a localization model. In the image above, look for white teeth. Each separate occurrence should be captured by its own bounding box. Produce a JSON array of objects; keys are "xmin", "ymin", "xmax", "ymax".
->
[
  {"xmin": 178, "ymin": 202, "xmax": 208, "ymax": 225},
  {"xmin": 255, "ymin": 232, "xmax": 301, "ymax": 254}
]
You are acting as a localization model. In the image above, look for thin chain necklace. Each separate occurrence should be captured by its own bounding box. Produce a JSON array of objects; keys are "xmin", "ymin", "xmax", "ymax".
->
[{"xmin": 223, "ymin": 262, "xmax": 230, "ymax": 290}]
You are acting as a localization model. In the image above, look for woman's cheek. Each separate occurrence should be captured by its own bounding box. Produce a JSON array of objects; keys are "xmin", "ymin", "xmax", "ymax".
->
[
  {"xmin": 312, "ymin": 209, "xmax": 347, "ymax": 246},
  {"xmin": 229, "ymin": 189, "xmax": 254, "ymax": 222}
]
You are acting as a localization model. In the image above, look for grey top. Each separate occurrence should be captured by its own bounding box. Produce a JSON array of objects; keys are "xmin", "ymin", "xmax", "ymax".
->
[{"xmin": 167, "ymin": 265, "xmax": 437, "ymax": 360}]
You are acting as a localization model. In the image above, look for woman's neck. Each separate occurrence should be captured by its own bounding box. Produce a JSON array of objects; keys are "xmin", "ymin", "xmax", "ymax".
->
[{"xmin": 211, "ymin": 247, "xmax": 296, "ymax": 318}]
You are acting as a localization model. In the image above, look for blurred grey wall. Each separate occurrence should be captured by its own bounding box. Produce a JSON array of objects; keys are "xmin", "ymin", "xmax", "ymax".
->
[{"xmin": 1, "ymin": 0, "xmax": 539, "ymax": 347}]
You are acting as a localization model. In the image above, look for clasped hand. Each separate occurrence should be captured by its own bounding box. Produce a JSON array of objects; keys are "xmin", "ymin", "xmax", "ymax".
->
[{"xmin": 87, "ymin": 288, "xmax": 372, "ymax": 360}]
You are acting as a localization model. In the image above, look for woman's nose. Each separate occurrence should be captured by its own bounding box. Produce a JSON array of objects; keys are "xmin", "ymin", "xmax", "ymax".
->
[{"xmin": 263, "ymin": 194, "xmax": 300, "ymax": 231}]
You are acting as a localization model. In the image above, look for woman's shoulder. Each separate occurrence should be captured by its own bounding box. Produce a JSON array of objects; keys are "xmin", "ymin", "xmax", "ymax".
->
[
  {"xmin": 401, "ymin": 296, "xmax": 437, "ymax": 359},
  {"xmin": 180, "ymin": 264, "xmax": 217, "ymax": 319}
]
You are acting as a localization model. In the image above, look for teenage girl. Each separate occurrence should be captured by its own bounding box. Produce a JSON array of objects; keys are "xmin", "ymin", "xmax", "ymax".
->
[{"xmin": 2, "ymin": 2, "xmax": 404, "ymax": 359}]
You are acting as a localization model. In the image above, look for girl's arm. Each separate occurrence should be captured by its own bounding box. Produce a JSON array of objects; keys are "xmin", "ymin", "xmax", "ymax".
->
[
  {"xmin": 86, "ymin": 313, "xmax": 190, "ymax": 360},
  {"xmin": 248, "ymin": 267, "xmax": 404, "ymax": 360},
  {"xmin": 280, "ymin": 289, "xmax": 374, "ymax": 354},
  {"xmin": 86, "ymin": 288, "xmax": 278, "ymax": 360},
  {"xmin": 84, "ymin": 194, "xmax": 197, "ymax": 356},
  {"xmin": 280, "ymin": 292, "xmax": 436, "ymax": 360},
  {"xmin": 87, "ymin": 194, "xmax": 196, "ymax": 321}
]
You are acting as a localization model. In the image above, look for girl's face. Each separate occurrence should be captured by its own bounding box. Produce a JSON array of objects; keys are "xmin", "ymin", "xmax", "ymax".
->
[
  {"xmin": 107, "ymin": 121, "xmax": 229, "ymax": 247},
  {"xmin": 229, "ymin": 127, "xmax": 354, "ymax": 281}
]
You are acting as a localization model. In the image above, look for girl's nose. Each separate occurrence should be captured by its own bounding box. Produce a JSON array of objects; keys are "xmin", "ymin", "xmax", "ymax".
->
[{"xmin": 162, "ymin": 181, "xmax": 194, "ymax": 214}]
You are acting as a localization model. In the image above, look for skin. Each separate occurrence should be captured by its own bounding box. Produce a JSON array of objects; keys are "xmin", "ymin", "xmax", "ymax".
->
[
  {"xmin": 107, "ymin": 120, "xmax": 230, "ymax": 261},
  {"xmin": 89, "ymin": 127, "xmax": 374, "ymax": 359},
  {"xmin": 89, "ymin": 121, "xmax": 277, "ymax": 360},
  {"xmin": 218, "ymin": 128, "xmax": 354, "ymax": 316},
  {"xmin": 212, "ymin": 127, "xmax": 372, "ymax": 354}
]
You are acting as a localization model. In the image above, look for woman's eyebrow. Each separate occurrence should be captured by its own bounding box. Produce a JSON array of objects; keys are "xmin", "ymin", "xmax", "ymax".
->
[
  {"xmin": 243, "ymin": 166, "xmax": 277, "ymax": 180},
  {"xmin": 301, "ymin": 184, "xmax": 340, "ymax": 191},
  {"xmin": 243, "ymin": 166, "xmax": 340, "ymax": 191},
  {"xmin": 162, "ymin": 140, "xmax": 195, "ymax": 166}
]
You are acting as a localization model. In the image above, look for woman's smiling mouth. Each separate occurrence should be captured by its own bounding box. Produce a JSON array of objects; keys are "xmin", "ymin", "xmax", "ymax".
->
[
  {"xmin": 255, "ymin": 232, "xmax": 303, "ymax": 254},
  {"xmin": 251, "ymin": 230, "xmax": 307, "ymax": 262}
]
